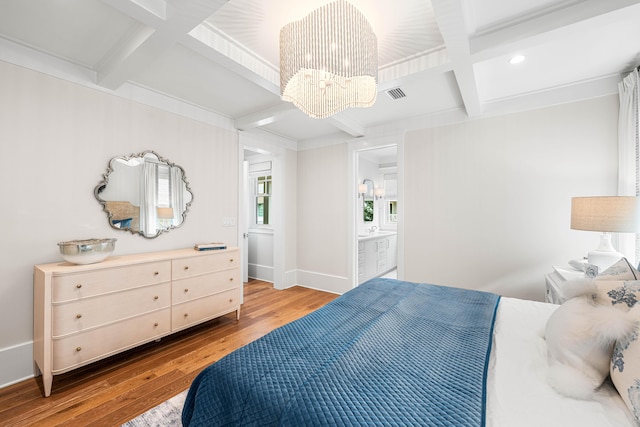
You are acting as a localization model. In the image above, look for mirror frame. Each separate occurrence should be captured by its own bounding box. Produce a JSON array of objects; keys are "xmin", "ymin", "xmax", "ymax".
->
[{"xmin": 94, "ymin": 150, "xmax": 194, "ymax": 239}]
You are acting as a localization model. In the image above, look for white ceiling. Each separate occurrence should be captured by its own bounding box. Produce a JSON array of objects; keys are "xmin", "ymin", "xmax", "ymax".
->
[{"xmin": 1, "ymin": 0, "xmax": 639, "ymax": 144}]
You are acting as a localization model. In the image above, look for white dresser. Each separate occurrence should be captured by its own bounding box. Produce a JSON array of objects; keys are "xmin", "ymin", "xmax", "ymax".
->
[{"xmin": 34, "ymin": 247, "xmax": 240, "ymax": 397}]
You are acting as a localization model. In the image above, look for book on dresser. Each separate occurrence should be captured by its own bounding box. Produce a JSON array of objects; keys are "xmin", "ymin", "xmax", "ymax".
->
[
  {"xmin": 194, "ymin": 242, "xmax": 227, "ymax": 251},
  {"xmin": 33, "ymin": 247, "xmax": 240, "ymax": 397}
]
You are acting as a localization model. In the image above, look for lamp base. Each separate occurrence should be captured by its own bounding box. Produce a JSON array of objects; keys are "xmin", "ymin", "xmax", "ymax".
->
[{"xmin": 587, "ymin": 233, "xmax": 624, "ymax": 271}]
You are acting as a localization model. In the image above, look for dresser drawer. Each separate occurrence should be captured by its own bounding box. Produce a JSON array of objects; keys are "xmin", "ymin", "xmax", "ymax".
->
[
  {"xmin": 52, "ymin": 261, "xmax": 171, "ymax": 303},
  {"xmin": 52, "ymin": 282, "xmax": 171, "ymax": 337},
  {"xmin": 172, "ymin": 270, "xmax": 239, "ymax": 304},
  {"xmin": 52, "ymin": 308, "xmax": 170, "ymax": 373},
  {"xmin": 172, "ymin": 251, "xmax": 239, "ymax": 280},
  {"xmin": 172, "ymin": 288, "xmax": 239, "ymax": 331}
]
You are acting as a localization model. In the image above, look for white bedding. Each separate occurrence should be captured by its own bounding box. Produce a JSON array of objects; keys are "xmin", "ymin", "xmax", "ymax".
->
[{"xmin": 487, "ymin": 297, "xmax": 637, "ymax": 427}]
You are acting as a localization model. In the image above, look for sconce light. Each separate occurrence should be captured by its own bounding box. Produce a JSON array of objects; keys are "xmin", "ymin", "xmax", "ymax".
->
[
  {"xmin": 374, "ymin": 187, "xmax": 385, "ymax": 200},
  {"xmin": 358, "ymin": 183, "xmax": 367, "ymax": 198}
]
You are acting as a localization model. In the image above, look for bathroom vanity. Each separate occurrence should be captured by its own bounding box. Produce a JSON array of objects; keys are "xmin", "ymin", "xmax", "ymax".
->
[{"xmin": 357, "ymin": 232, "xmax": 397, "ymax": 284}]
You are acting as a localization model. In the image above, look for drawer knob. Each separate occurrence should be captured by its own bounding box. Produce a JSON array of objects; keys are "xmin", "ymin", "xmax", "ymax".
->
[
  {"xmin": 229, "ymin": 298, "xmax": 233, "ymax": 303},
  {"xmin": 184, "ymin": 266, "xmax": 189, "ymax": 270},
  {"xmin": 76, "ymin": 347, "xmax": 82, "ymax": 352},
  {"xmin": 229, "ymin": 258, "xmax": 234, "ymax": 263},
  {"xmin": 154, "ymin": 271, "xmax": 159, "ymax": 276},
  {"xmin": 76, "ymin": 284, "xmax": 82, "ymax": 289},
  {"xmin": 184, "ymin": 313, "xmax": 188, "ymax": 318},
  {"xmin": 76, "ymin": 314, "xmax": 82, "ymax": 319},
  {"xmin": 229, "ymin": 277, "xmax": 234, "ymax": 282},
  {"xmin": 154, "ymin": 322, "xmax": 159, "ymax": 327},
  {"xmin": 154, "ymin": 296, "xmax": 159, "ymax": 300},
  {"xmin": 184, "ymin": 288, "xmax": 189, "ymax": 293}
]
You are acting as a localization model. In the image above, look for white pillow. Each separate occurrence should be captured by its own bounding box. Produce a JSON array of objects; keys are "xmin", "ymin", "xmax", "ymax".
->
[{"xmin": 545, "ymin": 296, "xmax": 635, "ymax": 399}]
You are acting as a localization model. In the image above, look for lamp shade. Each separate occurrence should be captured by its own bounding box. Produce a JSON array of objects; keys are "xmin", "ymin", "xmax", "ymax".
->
[
  {"xmin": 157, "ymin": 207, "xmax": 174, "ymax": 219},
  {"xmin": 279, "ymin": 0, "xmax": 377, "ymax": 119},
  {"xmin": 571, "ymin": 196, "xmax": 640, "ymax": 233}
]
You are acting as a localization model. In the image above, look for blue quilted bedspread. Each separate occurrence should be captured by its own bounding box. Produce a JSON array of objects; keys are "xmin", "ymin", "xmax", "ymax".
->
[{"xmin": 182, "ymin": 278, "xmax": 500, "ymax": 427}]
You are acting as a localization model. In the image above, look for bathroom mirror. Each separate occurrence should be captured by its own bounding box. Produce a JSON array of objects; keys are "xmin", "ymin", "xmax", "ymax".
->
[
  {"xmin": 95, "ymin": 151, "xmax": 193, "ymax": 239},
  {"xmin": 363, "ymin": 179, "xmax": 374, "ymax": 222}
]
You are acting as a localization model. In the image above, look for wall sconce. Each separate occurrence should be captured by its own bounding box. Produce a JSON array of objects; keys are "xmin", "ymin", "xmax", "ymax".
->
[
  {"xmin": 358, "ymin": 183, "xmax": 367, "ymax": 198},
  {"xmin": 374, "ymin": 187, "xmax": 385, "ymax": 200}
]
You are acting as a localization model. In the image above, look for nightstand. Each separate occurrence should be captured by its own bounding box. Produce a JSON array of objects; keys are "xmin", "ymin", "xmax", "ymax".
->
[{"xmin": 544, "ymin": 266, "xmax": 584, "ymax": 304}]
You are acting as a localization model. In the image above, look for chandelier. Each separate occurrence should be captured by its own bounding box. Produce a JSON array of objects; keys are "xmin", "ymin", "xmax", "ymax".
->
[{"xmin": 279, "ymin": 0, "xmax": 378, "ymax": 119}]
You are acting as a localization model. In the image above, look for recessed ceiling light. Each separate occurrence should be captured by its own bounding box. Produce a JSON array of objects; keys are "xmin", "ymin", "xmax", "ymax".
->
[{"xmin": 509, "ymin": 55, "xmax": 526, "ymax": 65}]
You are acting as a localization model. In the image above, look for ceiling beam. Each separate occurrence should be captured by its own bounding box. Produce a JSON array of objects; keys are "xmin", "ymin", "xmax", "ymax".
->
[
  {"xmin": 183, "ymin": 23, "xmax": 281, "ymax": 95},
  {"xmin": 235, "ymin": 104, "xmax": 297, "ymax": 130},
  {"xmin": 96, "ymin": 0, "xmax": 228, "ymax": 89},
  {"xmin": 470, "ymin": 0, "xmax": 640, "ymax": 61},
  {"xmin": 431, "ymin": 0, "xmax": 482, "ymax": 118},
  {"xmin": 327, "ymin": 115, "xmax": 366, "ymax": 138}
]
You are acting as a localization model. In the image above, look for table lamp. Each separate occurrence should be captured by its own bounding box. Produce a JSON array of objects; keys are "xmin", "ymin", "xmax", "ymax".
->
[{"xmin": 571, "ymin": 196, "xmax": 640, "ymax": 270}]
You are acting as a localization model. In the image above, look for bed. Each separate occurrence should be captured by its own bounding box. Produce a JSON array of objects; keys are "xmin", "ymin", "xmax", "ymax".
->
[{"xmin": 182, "ymin": 278, "xmax": 637, "ymax": 426}]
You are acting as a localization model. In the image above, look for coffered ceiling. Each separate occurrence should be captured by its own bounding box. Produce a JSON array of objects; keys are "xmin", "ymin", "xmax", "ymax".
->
[{"xmin": 0, "ymin": 0, "xmax": 639, "ymax": 143}]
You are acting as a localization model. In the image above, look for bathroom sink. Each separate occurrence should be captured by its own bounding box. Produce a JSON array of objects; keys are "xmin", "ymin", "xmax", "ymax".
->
[{"xmin": 358, "ymin": 231, "xmax": 396, "ymax": 239}]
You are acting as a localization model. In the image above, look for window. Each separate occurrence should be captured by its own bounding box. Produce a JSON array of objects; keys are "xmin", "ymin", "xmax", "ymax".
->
[
  {"xmin": 156, "ymin": 164, "xmax": 173, "ymax": 227},
  {"xmin": 256, "ymin": 175, "xmax": 272, "ymax": 225},
  {"xmin": 156, "ymin": 164, "xmax": 171, "ymax": 207},
  {"xmin": 383, "ymin": 173, "xmax": 398, "ymax": 224}
]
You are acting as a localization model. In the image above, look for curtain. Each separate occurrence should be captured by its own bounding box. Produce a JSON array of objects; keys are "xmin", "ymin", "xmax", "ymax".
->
[
  {"xmin": 617, "ymin": 68, "xmax": 639, "ymax": 262},
  {"xmin": 170, "ymin": 166, "xmax": 184, "ymax": 224},
  {"xmin": 140, "ymin": 161, "xmax": 158, "ymax": 236}
]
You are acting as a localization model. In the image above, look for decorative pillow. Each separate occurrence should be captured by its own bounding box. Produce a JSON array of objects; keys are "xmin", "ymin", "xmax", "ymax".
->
[
  {"xmin": 598, "ymin": 258, "xmax": 640, "ymax": 280},
  {"xmin": 594, "ymin": 258, "xmax": 640, "ymax": 310},
  {"xmin": 596, "ymin": 281, "xmax": 640, "ymax": 310},
  {"xmin": 545, "ymin": 296, "xmax": 636, "ymax": 399},
  {"xmin": 610, "ymin": 307, "xmax": 640, "ymax": 423}
]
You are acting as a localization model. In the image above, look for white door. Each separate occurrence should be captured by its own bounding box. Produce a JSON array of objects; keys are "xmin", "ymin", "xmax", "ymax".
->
[{"xmin": 240, "ymin": 160, "xmax": 249, "ymax": 283}]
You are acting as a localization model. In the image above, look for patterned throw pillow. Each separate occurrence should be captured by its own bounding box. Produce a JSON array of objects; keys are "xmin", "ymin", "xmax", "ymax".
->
[
  {"xmin": 598, "ymin": 258, "xmax": 640, "ymax": 281},
  {"xmin": 595, "ymin": 258, "xmax": 640, "ymax": 310},
  {"xmin": 610, "ymin": 310, "xmax": 640, "ymax": 423},
  {"xmin": 597, "ymin": 259, "xmax": 640, "ymax": 422},
  {"xmin": 596, "ymin": 281, "xmax": 640, "ymax": 310}
]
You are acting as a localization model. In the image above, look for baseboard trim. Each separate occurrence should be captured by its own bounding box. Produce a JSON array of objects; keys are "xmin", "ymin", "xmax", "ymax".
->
[
  {"xmin": 0, "ymin": 341, "xmax": 34, "ymax": 390},
  {"xmin": 296, "ymin": 270, "xmax": 351, "ymax": 295},
  {"xmin": 248, "ymin": 263, "xmax": 274, "ymax": 282}
]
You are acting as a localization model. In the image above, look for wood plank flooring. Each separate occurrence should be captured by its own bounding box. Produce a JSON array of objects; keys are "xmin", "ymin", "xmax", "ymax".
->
[{"xmin": 0, "ymin": 279, "xmax": 338, "ymax": 426}]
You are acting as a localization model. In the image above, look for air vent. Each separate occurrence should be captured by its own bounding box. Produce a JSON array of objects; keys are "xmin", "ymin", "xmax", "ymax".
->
[{"xmin": 385, "ymin": 87, "xmax": 406, "ymax": 100}]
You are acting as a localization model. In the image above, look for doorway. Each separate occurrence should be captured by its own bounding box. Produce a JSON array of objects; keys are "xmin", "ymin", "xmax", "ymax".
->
[
  {"xmin": 242, "ymin": 148, "xmax": 275, "ymax": 284},
  {"xmin": 356, "ymin": 145, "xmax": 399, "ymax": 285}
]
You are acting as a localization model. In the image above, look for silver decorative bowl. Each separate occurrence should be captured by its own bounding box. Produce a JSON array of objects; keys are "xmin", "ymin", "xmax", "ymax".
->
[{"xmin": 58, "ymin": 238, "xmax": 117, "ymax": 265}]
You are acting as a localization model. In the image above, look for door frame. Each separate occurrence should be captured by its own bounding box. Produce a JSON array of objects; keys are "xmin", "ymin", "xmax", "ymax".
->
[{"xmin": 348, "ymin": 134, "xmax": 404, "ymax": 287}]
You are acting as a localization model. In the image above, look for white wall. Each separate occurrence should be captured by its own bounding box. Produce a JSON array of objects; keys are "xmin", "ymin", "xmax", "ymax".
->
[
  {"xmin": 403, "ymin": 95, "xmax": 619, "ymax": 300},
  {"xmin": 297, "ymin": 143, "xmax": 351, "ymax": 293},
  {"xmin": 0, "ymin": 60, "xmax": 239, "ymax": 387}
]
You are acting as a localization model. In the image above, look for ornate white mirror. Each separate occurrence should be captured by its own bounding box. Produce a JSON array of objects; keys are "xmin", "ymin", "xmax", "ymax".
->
[{"xmin": 94, "ymin": 151, "xmax": 193, "ymax": 239}]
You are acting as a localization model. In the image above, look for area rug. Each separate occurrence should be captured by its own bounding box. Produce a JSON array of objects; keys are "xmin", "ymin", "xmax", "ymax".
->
[{"xmin": 122, "ymin": 390, "xmax": 187, "ymax": 427}]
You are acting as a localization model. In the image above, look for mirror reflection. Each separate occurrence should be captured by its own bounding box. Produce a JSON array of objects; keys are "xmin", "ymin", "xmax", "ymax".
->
[
  {"xmin": 95, "ymin": 151, "xmax": 193, "ymax": 238},
  {"xmin": 363, "ymin": 179, "xmax": 374, "ymax": 222}
]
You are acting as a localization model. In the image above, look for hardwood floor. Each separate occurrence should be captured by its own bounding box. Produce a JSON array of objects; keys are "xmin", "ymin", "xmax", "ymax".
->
[{"xmin": 0, "ymin": 279, "xmax": 338, "ymax": 426}]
